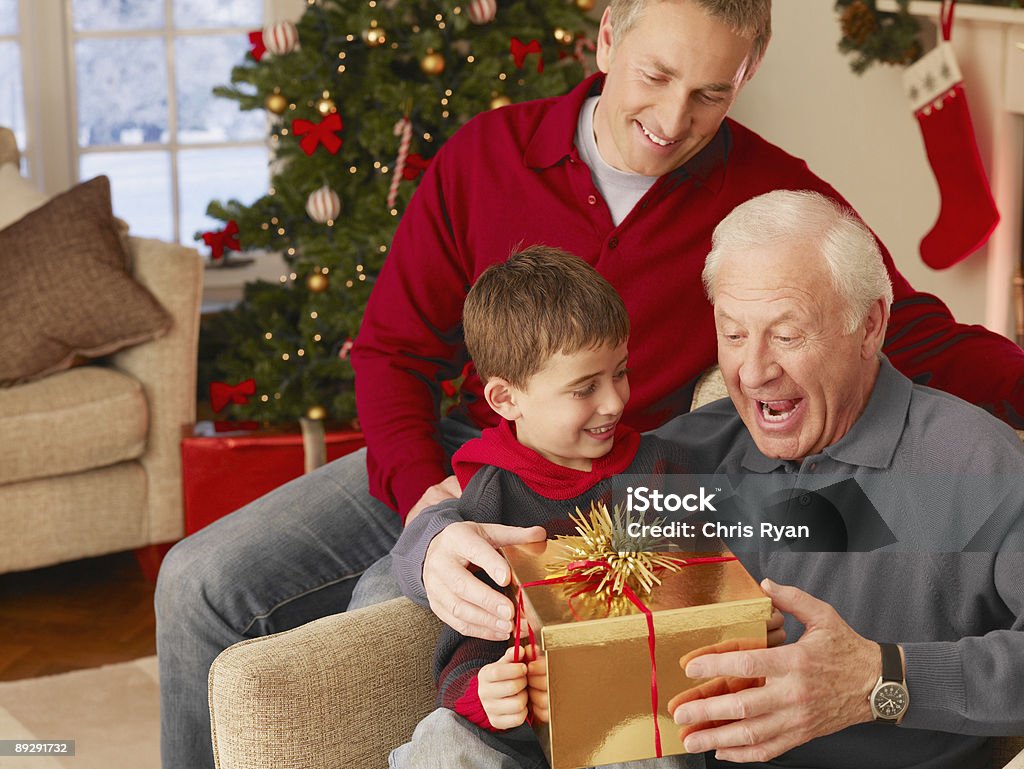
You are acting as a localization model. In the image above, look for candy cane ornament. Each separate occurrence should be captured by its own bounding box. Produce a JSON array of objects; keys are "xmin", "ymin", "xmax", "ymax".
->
[{"xmin": 387, "ymin": 116, "xmax": 413, "ymax": 210}]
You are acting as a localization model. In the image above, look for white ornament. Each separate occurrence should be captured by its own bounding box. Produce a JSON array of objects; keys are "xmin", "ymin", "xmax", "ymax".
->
[
  {"xmin": 263, "ymin": 21, "xmax": 300, "ymax": 56},
  {"xmin": 466, "ymin": 0, "xmax": 497, "ymax": 25},
  {"xmin": 306, "ymin": 185, "xmax": 341, "ymax": 223}
]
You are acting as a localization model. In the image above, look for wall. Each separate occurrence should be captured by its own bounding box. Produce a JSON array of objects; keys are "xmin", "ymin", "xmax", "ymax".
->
[{"xmin": 727, "ymin": 0, "xmax": 1011, "ymax": 333}]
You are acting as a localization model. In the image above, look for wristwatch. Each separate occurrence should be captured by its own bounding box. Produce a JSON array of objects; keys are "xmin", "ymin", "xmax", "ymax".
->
[{"xmin": 869, "ymin": 642, "xmax": 909, "ymax": 723}]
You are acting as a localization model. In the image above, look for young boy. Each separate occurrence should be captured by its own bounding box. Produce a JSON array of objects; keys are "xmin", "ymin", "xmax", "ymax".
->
[{"xmin": 390, "ymin": 246, "xmax": 692, "ymax": 769}]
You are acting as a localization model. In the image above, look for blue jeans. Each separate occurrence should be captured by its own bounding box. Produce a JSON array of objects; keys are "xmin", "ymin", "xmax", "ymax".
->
[{"xmin": 155, "ymin": 418, "xmax": 480, "ymax": 769}]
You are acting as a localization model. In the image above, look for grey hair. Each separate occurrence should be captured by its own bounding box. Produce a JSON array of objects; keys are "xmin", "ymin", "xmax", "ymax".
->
[
  {"xmin": 702, "ymin": 190, "xmax": 893, "ymax": 333},
  {"xmin": 607, "ymin": 0, "xmax": 772, "ymax": 81}
]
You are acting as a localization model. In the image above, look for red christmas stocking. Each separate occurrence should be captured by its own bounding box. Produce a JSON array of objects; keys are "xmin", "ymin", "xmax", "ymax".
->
[{"xmin": 902, "ymin": 6, "xmax": 999, "ymax": 269}]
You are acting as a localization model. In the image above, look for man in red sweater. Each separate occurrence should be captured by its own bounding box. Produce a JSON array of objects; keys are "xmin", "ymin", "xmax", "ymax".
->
[{"xmin": 155, "ymin": 2, "xmax": 1024, "ymax": 767}]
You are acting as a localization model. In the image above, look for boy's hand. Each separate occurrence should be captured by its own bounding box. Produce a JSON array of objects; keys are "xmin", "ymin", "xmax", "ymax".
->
[
  {"xmin": 479, "ymin": 647, "xmax": 529, "ymax": 730},
  {"xmin": 527, "ymin": 654, "xmax": 549, "ymax": 724}
]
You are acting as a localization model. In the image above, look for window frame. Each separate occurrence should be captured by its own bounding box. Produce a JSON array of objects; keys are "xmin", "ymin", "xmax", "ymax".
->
[{"xmin": 11, "ymin": 0, "xmax": 303, "ymax": 243}]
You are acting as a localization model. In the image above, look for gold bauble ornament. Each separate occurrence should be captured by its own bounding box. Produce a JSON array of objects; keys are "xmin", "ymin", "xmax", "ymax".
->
[
  {"xmin": 305, "ymin": 404, "xmax": 328, "ymax": 421},
  {"xmin": 265, "ymin": 90, "xmax": 288, "ymax": 115},
  {"xmin": 420, "ymin": 50, "xmax": 445, "ymax": 76},
  {"xmin": 489, "ymin": 95, "xmax": 512, "ymax": 110},
  {"xmin": 306, "ymin": 272, "xmax": 329, "ymax": 293},
  {"xmin": 363, "ymin": 26, "xmax": 386, "ymax": 47},
  {"xmin": 553, "ymin": 27, "xmax": 574, "ymax": 46},
  {"xmin": 575, "ymin": 0, "xmax": 596, "ymax": 11},
  {"xmin": 316, "ymin": 96, "xmax": 336, "ymax": 115}
]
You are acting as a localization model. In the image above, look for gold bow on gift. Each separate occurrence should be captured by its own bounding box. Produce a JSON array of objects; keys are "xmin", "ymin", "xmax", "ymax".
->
[{"xmin": 546, "ymin": 500, "xmax": 686, "ymax": 598}]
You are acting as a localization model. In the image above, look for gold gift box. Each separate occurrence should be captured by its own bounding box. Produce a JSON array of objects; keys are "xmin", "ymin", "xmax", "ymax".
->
[{"xmin": 502, "ymin": 540, "xmax": 771, "ymax": 769}]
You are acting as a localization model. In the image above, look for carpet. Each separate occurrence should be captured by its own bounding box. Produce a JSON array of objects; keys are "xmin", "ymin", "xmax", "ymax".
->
[{"xmin": 0, "ymin": 656, "xmax": 159, "ymax": 769}]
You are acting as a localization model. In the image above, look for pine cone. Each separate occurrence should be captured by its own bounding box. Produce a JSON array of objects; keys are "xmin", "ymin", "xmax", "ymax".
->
[
  {"xmin": 841, "ymin": 0, "xmax": 877, "ymax": 46},
  {"xmin": 900, "ymin": 40, "xmax": 923, "ymax": 65}
]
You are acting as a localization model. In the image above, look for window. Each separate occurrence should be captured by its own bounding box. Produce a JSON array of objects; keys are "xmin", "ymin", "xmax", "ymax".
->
[
  {"xmin": 1, "ymin": 0, "xmax": 274, "ymax": 246},
  {"xmin": 0, "ymin": 0, "xmax": 25, "ymax": 165}
]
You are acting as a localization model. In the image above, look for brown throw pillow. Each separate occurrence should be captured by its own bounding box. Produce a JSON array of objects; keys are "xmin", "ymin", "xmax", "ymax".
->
[{"xmin": 0, "ymin": 176, "xmax": 172, "ymax": 386}]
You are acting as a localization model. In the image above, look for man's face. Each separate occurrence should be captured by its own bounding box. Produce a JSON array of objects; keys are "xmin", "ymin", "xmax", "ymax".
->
[
  {"xmin": 593, "ymin": 0, "xmax": 753, "ymax": 177},
  {"xmin": 712, "ymin": 242, "xmax": 885, "ymax": 461}
]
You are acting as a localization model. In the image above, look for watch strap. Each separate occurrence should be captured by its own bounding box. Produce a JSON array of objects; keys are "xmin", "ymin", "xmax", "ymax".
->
[{"xmin": 880, "ymin": 642, "xmax": 903, "ymax": 683}]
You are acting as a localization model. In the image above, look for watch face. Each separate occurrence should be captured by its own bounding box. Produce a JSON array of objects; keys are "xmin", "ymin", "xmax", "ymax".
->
[{"xmin": 873, "ymin": 683, "xmax": 908, "ymax": 718}]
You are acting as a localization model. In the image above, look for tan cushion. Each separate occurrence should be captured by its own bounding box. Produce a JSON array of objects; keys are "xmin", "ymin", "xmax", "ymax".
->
[
  {"xmin": 691, "ymin": 365, "xmax": 729, "ymax": 410},
  {"xmin": 0, "ymin": 462, "xmax": 147, "ymax": 573},
  {"xmin": 0, "ymin": 366, "xmax": 148, "ymax": 485},
  {"xmin": 0, "ymin": 162, "xmax": 47, "ymax": 230},
  {"xmin": 0, "ymin": 127, "xmax": 18, "ymax": 166},
  {"xmin": 0, "ymin": 176, "xmax": 172, "ymax": 386}
]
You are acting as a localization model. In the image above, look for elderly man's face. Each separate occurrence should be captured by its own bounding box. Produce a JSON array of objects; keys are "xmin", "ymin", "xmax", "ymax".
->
[
  {"xmin": 713, "ymin": 242, "xmax": 885, "ymax": 460},
  {"xmin": 593, "ymin": 1, "xmax": 752, "ymax": 178}
]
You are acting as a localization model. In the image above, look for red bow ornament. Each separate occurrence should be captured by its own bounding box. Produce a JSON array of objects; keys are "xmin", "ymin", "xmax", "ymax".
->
[
  {"xmin": 210, "ymin": 379, "xmax": 257, "ymax": 413},
  {"xmin": 402, "ymin": 153, "xmax": 432, "ymax": 181},
  {"xmin": 201, "ymin": 220, "xmax": 241, "ymax": 260},
  {"xmin": 248, "ymin": 30, "xmax": 266, "ymax": 61},
  {"xmin": 510, "ymin": 37, "xmax": 544, "ymax": 73},
  {"xmin": 293, "ymin": 113, "xmax": 344, "ymax": 156}
]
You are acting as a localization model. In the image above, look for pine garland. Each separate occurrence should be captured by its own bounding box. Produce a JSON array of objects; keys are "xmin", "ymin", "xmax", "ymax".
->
[{"xmin": 835, "ymin": 0, "xmax": 1021, "ymax": 75}]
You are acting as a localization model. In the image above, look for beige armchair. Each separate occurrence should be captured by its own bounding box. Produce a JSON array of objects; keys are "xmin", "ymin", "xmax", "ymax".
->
[
  {"xmin": 208, "ymin": 372, "xmax": 1024, "ymax": 769},
  {"xmin": 0, "ymin": 128, "xmax": 202, "ymax": 573}
]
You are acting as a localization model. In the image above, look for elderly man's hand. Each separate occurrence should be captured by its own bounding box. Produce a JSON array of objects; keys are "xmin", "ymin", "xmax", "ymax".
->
[
  {"xmin": 423, "ymin": 521, "xmax": 546, "ymax": 640},
  {"xmin": 670, "ymin": 579, "xmax": 880, "ymax": 763}
]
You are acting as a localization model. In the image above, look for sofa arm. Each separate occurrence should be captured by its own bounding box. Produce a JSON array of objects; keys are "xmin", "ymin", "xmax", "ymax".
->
[
  {"xmin": 209, "ymin": 597, "xmax": 442, "ymax": 769},
  {"xmin": 111, "ymin": 236, "xmax": 202, "ymax": 544}
]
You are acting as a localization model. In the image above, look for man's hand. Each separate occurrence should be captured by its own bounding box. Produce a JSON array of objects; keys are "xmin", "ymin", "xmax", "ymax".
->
[
  {"xmin": 424, "ymin": 521, "xmax": 546, "ymax": 640},
  {"xmin": 405, "ymin": 475, "xmax": 463, "ymax": 525},
  {"xmin": 670, "ymin": 579, "xmax": 880, "ymax": 763}
]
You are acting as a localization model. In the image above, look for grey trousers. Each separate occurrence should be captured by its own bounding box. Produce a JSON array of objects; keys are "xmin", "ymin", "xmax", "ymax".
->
[{"xmin": 390, "ymin": 708, "xmax": 706, "ymax": 769}]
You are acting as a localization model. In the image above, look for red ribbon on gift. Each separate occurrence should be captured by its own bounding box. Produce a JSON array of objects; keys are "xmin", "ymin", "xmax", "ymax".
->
[
  {"xmin": 402, "ymin": 153, "xmax": 432, "ymax": 181},
  {"xmin": 293, "ymin": 113, "xmax": 344, "ymax": 156},
  {"xmin": 510, "ymin": 37, "xmax": 544, "ymax": 72},
  {"xmin": 202, "ymin": 220, "xmax": 241, "ymax": 260},
  {"xmin": 210, "ymin": 379, "xmax": 257, "ymax": 413},
  {"xmin": 248, "ymin": 30, "xmax": 266, "ymax": 61},
  {"xmin": 513, "ymin": 553, "xmax": 737, "ymax": 758}
]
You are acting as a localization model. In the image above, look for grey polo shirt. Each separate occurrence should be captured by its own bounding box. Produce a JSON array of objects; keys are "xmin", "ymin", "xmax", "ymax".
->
[{"xmin": 657, "ymin": 356, "xmax": 1024, "ymax": 769}]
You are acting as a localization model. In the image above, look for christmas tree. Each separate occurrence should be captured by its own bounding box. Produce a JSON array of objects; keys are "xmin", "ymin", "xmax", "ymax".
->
[{"xmin": 202, "ymin": 0, "xmax": 597, "ymax": 424}]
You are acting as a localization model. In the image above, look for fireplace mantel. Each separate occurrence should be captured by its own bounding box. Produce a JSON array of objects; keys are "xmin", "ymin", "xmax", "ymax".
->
[{"xmin": 878, "ymin": 1, "xmax": 1024, "ymax": 24}]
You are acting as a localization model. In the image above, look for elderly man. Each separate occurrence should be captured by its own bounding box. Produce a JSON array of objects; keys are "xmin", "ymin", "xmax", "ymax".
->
[
  {"xmin": 658, "ymin": 190, "xmax": 1024, "ymax": 768},
  {"xmin": 395, "ymin": 190, "xmax": 1024, "ymax": 768}
]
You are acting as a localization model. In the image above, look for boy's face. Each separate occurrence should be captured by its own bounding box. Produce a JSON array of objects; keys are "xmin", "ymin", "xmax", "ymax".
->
[{"xmin": 509, "ymin": 341, "xmax": 630, "ymax": 471}]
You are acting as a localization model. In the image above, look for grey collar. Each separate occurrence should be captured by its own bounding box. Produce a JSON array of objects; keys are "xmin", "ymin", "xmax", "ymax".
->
[{"xmin": 739, "ymin": 356, "xmax": 910, "ymax": 473}]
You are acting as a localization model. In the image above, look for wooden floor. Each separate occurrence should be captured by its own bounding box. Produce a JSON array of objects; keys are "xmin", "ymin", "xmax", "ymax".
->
[{"xmin": 0, "ymin": 551, "xmax": 157, "ymax": 681}]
